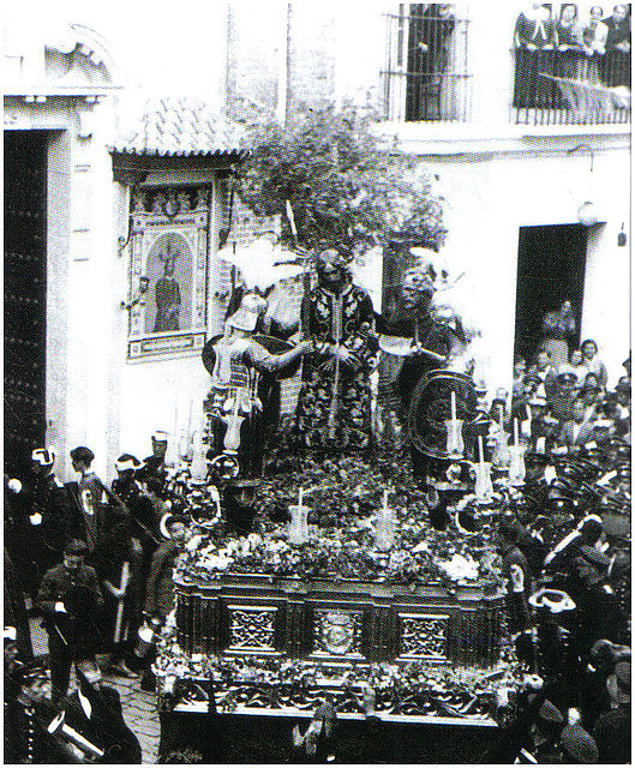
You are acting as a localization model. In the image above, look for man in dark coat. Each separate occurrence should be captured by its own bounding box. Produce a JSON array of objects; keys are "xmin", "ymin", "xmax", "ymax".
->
[
  {"xmin": 593, "ymin": 660, "xmax": 631, "ymax": 763},
  {"xmin": 496, "ymin": 515, "xmax": 532, "ymax": 633},
  {"xmin": 111, "ymin": 453, "xmax": 160, "ymax": 570},
  {"xmin": 59, "ymin": 667, "xmax": 142, "ymax": 763},
  {"xmin": 9, "ymin": 448, "xmax": 71, "ymax": 600},
  {"xmin": 143, "ymin": 514, "xmax": 187, "ymax": 625},
  {"xmin": 66, "ymin": 445, "xmax": 110, "ymax": 554},
  {"xmin": 37, "ymin": 539, "xmax": 104, "ymax": 704}
]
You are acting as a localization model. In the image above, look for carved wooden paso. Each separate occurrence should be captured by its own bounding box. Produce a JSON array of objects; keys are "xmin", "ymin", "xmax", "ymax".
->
[
  {"xmin": 174, "ymin": 575, "xmax": 504, "ymax": 666},
  {"xmin": 166, "ymin": 574, "xmax": 506, "ymax": 726}
]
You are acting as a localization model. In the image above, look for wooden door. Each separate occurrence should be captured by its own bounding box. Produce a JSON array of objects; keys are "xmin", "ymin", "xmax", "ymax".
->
[{"xmin": 4, "ymin": 131, "xmax": 48, "ymax": 477}]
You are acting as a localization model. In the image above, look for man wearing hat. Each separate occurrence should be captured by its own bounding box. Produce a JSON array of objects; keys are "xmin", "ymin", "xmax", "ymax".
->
[
  {"xmin": 23, "ymin": 447, "xmax": 71, "ymax": 599},
  {"xmin": 141, "ymin": 430, "xmax": 170, "ymax": 489},
  {"xmin": 37, "ymin": 539, "xmax": 104, "ymax": 705},
  {"xmin": 295, "ymin": 248, "xmax": 379, "ymax": 453},
  {"xmin": 111, "ymin": 453, "xmax": 160, "ymax": 564},
  {"xmin": 549, "ymin": 365, "xmax": 578, "ymax": 422},
  {"xmin": 557, "ymin": 397, "xmax": 596, "ymax": 452},
  {"xmin": 593, "ymin": 660, "xmax": 631, "ymax": 763}
]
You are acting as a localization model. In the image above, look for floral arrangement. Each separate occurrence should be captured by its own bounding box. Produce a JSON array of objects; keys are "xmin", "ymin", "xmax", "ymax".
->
[{"xmin": 154, "ymin": 635, "xmax": 526, "ymax": 711}]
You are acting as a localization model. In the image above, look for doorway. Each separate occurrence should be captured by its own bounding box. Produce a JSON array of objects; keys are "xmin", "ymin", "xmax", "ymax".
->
[
  {"xmin": 514, "ymin": 223, "xmax": 588, "ymax": 366},
  {"xmin": 4, "ymin": 130, "xmax": 48, "ymax": 478}
]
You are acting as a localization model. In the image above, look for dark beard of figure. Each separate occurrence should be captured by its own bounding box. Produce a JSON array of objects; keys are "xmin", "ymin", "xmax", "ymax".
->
[{"xmin": 318, "ymin": 268, "xmax": 348, "ymax": 293}]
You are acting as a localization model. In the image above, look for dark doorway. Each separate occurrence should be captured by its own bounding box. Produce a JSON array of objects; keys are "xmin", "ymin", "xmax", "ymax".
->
[
  {"xmin": 514, "ymin": 224, "xmax": 588, "ymax": 366},
  {"xmin": 4, "ymin": 130, "xmax": 48, "ymax": 478}
]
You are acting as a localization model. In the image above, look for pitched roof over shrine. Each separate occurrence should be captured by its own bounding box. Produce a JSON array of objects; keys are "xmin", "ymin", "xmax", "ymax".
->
[{"xmin": 110, "ymin": 96, "xmax": 247, "ymax": 157}]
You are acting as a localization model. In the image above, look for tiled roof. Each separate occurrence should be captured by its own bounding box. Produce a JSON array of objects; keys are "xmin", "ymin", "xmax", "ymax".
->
[{"xmin": 110, "ymin": 96, "xmax": 247, "ymax": 157}]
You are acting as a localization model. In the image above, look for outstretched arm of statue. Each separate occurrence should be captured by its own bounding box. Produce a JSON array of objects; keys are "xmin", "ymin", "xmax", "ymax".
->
[{"xmin": 247, "ymin": 339, "xmax": 313, "ymax": 373}]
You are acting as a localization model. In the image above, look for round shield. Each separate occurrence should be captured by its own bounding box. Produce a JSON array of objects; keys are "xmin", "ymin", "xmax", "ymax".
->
[{"xmin": 407, "ymin": 370, "xmax": 478, "ymax": 459}]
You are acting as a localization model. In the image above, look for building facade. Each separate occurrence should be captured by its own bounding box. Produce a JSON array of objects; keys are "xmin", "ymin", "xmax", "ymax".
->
[{"xmin": 4, "ymin": 2, "xmax": 630, "ymax": 482}]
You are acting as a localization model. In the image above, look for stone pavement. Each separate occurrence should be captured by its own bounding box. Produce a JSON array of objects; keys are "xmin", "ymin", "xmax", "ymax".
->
[{"xmin": 29, "ymin": 617, "xmax": 160, "ymax": 764}]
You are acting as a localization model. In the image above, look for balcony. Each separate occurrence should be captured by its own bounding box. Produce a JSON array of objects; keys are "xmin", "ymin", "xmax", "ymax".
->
[
  {"xmin": 511, "ymin": 47, "xmax": 630, "ymax": 126},
  {"xmin": 381, "ymin": 5, "xmax": 471, "ymax": 123}
]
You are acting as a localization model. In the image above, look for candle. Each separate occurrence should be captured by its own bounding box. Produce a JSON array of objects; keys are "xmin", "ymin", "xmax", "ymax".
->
[
  {"xmin": 513, "ymin": 418, "xmax": 519, "ymax": 447},
  {"xmin": 298, "ymin": 487, "xmax": 304, "ymax": 509},
  {"xmin": 478, "ymin": 435, "xmax": 484, "ymax": 465},
  {"xmin": 450, "ymin": 390, "xmax": 456, "ymax": 423},
  {"xmin": 382, "ymin": 489, "xmax": 388, "ymax": 513}
]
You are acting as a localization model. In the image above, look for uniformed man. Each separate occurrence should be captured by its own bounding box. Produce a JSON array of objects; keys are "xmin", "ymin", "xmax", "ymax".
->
[
  {"xmin": 26, "ymin": 448, "xmax": 71, "ymax": 598},
  {"xmin": 37, "ymin": 539, "xmax": 104, "ymax": 705}
]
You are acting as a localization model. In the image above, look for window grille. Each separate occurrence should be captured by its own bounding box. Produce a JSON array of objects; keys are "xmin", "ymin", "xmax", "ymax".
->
[{"xmin": 382, "ymin": 4, "xmax": 472, "ymax": 123}]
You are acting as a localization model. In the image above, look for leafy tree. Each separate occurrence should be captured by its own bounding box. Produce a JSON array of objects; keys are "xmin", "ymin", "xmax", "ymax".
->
[{"xmin": 233, "ymin": 105, "xmax": 445, "ymax": 258}]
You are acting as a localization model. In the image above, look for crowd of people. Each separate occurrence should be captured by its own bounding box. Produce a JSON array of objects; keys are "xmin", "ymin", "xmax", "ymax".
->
[
  {"xmin": 513, "ymin": 3, "xmax": 631, "ymax": 108},
  {"xmin": 4, "ymin": 433, "xmax": 184, "ymax": 762},
  {"xmin": 3, "ymin": 333, "xmax": 631, "ymax": 761},
  {"xmin": 485, "ymin": 341, "xmax": 631, "ymax": 763}
]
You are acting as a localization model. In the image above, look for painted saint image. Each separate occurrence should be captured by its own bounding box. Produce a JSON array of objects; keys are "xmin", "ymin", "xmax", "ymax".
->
[
  {"xmin": 153, "ymin": 243, "xmax": 181, "ymax": 332},
  {"xmin": 144, "ymin": 232, "xmax": 192, "ymax": 336}
]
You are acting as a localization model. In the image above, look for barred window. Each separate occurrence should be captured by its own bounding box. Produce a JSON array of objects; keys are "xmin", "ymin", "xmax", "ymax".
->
[{"xmin": 383, "ymin": 3, "xmax": 472, "ymax": 122}]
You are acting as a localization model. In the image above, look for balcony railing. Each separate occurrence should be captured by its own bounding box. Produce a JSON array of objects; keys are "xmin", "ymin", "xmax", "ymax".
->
[
  {"xmin": 511, "ymin": 48, "xmax": 630, "ymax": 126},
  {"xmin": 382, "ymin": 5, "xmax": 471, "ymax": 123}
]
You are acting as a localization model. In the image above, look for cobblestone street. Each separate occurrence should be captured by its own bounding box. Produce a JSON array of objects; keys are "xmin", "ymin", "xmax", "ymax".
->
[{"xmin": 30, "ymin": 617, "xmax": 160, "ymax": 763}]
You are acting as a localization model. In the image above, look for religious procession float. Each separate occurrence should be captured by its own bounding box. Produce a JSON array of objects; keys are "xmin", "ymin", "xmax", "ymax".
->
[{"xmin": 148, "ymin": 110, "xmax": 630, "ymax": 750}]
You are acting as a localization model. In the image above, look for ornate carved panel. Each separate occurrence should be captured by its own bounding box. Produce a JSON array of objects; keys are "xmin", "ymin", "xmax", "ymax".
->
[
  {"xmin": 312, "ymin": 610, "xmax": 364, "ymax": 658},
  {"xmin": 398, "ymin": 613, "xmax": 448, "ymax": 660},
  {"xmin": 227, "ymin": 605, "xmax": 278, "ymax": 653},
  {"xmin": 126, "ymin": 185, "xmax": 211, "ymax": 360}
]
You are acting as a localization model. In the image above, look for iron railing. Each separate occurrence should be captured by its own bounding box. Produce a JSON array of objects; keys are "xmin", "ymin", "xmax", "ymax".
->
[
  {"xmin": 382, "ymin": 5, "xmax": 472, "ymax": 123},
  {"xmin": 511, "ymin": 47, "xmax": 630, "ymax": 126}
]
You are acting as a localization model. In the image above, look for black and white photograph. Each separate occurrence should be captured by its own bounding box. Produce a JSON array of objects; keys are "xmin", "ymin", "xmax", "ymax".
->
[{"xmin": 3, "ymin": 1, "xmax": 631, "ymax": 763}]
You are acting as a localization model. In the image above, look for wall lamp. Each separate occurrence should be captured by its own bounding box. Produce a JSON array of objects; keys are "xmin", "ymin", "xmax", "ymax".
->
[
  {"xmin": 568, "ymin": 143, "xmax": 597, "ymax": 227},
  {"xmin": 120, "ymin": 276, "xmax": 149, "ymax": 310}
]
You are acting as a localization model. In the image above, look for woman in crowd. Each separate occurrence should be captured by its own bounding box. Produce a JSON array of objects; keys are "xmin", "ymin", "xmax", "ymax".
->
[{"xmin": 581, "ymin": 338, "xmax": 608, "ymax": 389}]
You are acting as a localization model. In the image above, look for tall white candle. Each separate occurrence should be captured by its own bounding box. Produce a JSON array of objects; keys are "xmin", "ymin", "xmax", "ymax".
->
[
  {"xmin": 382, "ymin": 489, "xmax": 388, "ymax": 513},
  {"xmin": 298, "ymin": 487, "xmax": 304, "ymax": 509},
  {"xmin": 478, "ymin": 435, "xmax": 484, "ymax": 465},
  {"xmin": 514, "ymin": 418, "xmax": 519, "ymax": 447},
  {"xmin": 450, "ymin": 390, "xmax": 456, "ymax": 423}
]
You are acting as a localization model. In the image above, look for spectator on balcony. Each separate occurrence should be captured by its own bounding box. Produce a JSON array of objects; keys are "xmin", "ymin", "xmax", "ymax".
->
[
  {"xmin": 405, "ymin": 3, "xmax": 456, "ymax": 121},
  {"xmin": 602, "ymin": 4, "xmax": 631, "ymax": 86},
  {"xmin": 555, "ymin": 3, "xmax": 583, "ymax": 80},
  {"xmin": 575, "ymin": 5, "xmax": 608, "ymax": 83},
  {"xmin": 513, "ymin": 3, "xmax": 557, "ymax": 108}
]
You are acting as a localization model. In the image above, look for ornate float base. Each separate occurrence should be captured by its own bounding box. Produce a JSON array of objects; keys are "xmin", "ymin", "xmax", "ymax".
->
[{"xmin": 157, "ymin": 573, "xmax": 509, "ymax": 727}]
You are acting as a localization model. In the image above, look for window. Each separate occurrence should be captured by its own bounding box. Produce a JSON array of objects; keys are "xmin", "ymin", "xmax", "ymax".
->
[{"xmin": 383, "ymin": 3, "xmax": 471, "ymax": 123}]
